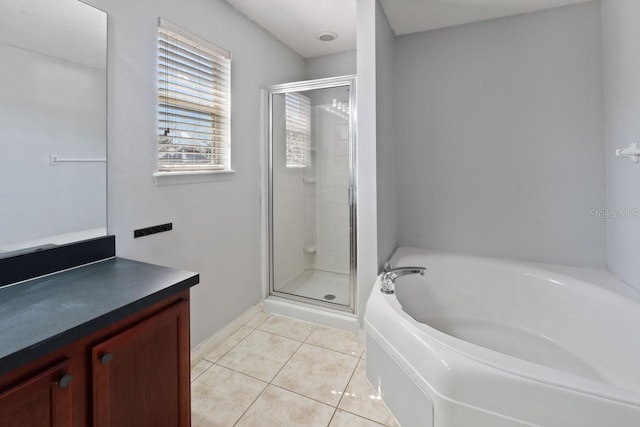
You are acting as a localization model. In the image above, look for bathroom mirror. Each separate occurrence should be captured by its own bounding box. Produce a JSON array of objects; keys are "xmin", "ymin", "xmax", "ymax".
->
[{"xmin": 0, "ymin": 0, "xmax": 107, "ymax": 257}]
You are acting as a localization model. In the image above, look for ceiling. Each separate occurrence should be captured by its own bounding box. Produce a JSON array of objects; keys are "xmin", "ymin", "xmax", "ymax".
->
[
  {"xmin": 224, "ymin": 0, "xmax": 595, "ymax": 59},
  {"xmin": 380, "ymin": 0, "xmax": 595, "ymax": 35},
  {"xmin": 224, "ymin": 0, "xmax": 357, "ymax": 59}
]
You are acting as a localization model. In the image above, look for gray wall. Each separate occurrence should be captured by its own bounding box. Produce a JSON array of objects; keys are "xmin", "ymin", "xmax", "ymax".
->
[
  {"xmin": 394, "ymin": 2, "xmax": 606, "ymax": 267},
  {"xmin": 87, "ymin": 0, "xmax": 305, "ymax": 347},
  {"xmin": 305, "ymin": 50, "xmax": 356, "ymax": 80},
  {"xmin": 375, "ymin": 2, "xmax": 397, "ymax": 266},
  {"xmin": 602, "ymin": 0, "xmax": 640, "ymax": 290}
]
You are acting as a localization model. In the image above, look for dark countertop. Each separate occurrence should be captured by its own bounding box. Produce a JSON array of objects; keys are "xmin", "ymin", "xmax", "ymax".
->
[{"xmin": 0, "ymin": 257, "xmax": 199, "ymax": 376}]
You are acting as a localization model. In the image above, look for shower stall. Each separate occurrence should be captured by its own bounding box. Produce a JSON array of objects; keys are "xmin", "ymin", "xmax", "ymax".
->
[{"xmin": 266, "ymin": 76, "xmax": 356, "ymax": 313}]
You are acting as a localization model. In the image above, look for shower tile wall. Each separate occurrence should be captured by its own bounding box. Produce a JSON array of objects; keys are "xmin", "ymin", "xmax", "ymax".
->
[
  {"xmin": 303, "ymin": 150, "xmax": 317, "ymax": 271},
  {"xmin": 315, "ymin": 106, "xmax": 350, "ymax": 275},
  {"xmin": 272, "ymin": 95, "xmax": 305, "ymax": 288}
]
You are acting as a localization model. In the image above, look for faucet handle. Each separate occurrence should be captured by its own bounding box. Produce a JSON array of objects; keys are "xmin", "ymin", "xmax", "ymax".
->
[
  {"xmin": 382, "ymin": 261, "xmax": 393, "ymax": 273},
  {"xmin": 380, "ymin": 266, "xmax": 426, "ymax": 294}
]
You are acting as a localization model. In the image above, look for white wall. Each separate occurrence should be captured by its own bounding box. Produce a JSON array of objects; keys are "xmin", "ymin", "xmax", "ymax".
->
[
  {"xmin": 375, "ymin": 3, "xmax": 397, "ymax": 267},
  {"xmin": 394, "ymin": 2, "xmax": 606, "ymax": 267},
  {"xmin": 601, "ymin": 0, "xmax": 640, "ymax": 290},
  {"xmin": 305, "ymin": 50, "xmax": 356, "ymax": 80},
  {"xmin": 87, "ymin": 0, "xmax": 305, "ymax": 347}
]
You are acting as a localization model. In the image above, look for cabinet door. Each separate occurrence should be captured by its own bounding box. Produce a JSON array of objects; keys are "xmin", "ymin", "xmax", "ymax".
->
[
  {"xmin": 92, "ymin": 300, "xmax": 190, "ymax": 427},
  {"xmin": 0, "ymin": 360, "xmax": 73, "ymax": 427}
]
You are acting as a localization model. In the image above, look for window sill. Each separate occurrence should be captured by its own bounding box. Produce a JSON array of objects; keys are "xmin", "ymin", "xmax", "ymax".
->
[{"xmin": 153, "ymin": 170, "xmax": 236, "ymax": 186}]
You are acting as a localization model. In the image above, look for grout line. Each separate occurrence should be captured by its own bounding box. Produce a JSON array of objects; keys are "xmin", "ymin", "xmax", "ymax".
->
[
  {"xmin": 198, "ymin": 363, "xmax": 269, "ymax": 426},
  {"xmin": 327, "ymin": 406, "xmax": 338, "ymax": 427},
  {"xmin": 195, "ymin": 313, "xmax": 388, "ymax": 426},
  {"xmin": 212, "ymin": 363, "xmax": 271, "ymax": 385},
  {"xmin": 303, "ymin": 340, "xmax": 363, "ymax": 358},
  {"xmin": 245, "ymin": 312, "xmax": 272, "ymax": 329},
  {"xmin": 334, "ymin": 355, "xmax": 359, "ymax": 412},
  {"xmin": 213, "ymin": 362, "xmax": 269, "ymax": 383},
  {"xmin": 219, "ymin": 373, "xmax": 386, "ymax": 427},
  {"xmin": 268, "ymin": 338, "xmax": 305, "ymax": 381},
  {"xmin": 254, "ymin": 328, "xmax": 312, "ymax": 342},
  {"xmin": 212, "ymin": 327, "xmax": 305, "ymax": 384},
  {"xmin": 302, "ymin": 321, "xmax": 364, "ymax": 358},
  {"xmin": 340, "ymin": 408, "xmax": 390, "ymax": 427},
  {"xmin": 269, "ymin": 384, "xmax": 337, "ymax": 409},
  {"xmin": 215, "ymin": 328, "xmax": 345, "ymax": 418},
  {"xmin": 327, "ymin": 407, "xmax": 339, "ymax": 426},
  {"xmin": 261, "ymin": 326, "xmax": 312, "ymax": 342},
  {"xmin": 228, "ymin": 335, "xmax": 307, "ymax": 426},
  {"xmin": 232, "ymin": 380, "xmax": 269, "ymax": 426},
  {"xmin": 190, "ymin": 359, "xmax": 214, "ymax": 383},
  {"xmin": 201, "ymin": 327, "xmax": 253, "ymax": 364},
  {"xmin": 255, "ymin": 322, "xmax": 317, "ymax": 342},
  {"xmin": 215, "ymin": 358, "xmax": 341, "ymax": 410}
]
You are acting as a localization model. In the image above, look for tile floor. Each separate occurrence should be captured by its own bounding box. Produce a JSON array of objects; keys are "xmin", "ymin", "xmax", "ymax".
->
[{"xmin": 191, "ymin": 311, "xmax": 398, "ymax": 427}]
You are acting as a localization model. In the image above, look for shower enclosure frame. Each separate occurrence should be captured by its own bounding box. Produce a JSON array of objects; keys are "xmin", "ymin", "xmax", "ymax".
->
[{"xmin": 265, "ymin": 75, "xmax": 357, "ymax": 314}]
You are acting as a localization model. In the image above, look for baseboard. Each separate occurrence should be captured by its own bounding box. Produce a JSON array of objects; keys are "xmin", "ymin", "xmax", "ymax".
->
[{"xmin": 190, "ymin": 303, "xmax": 263, "ymax": 362}]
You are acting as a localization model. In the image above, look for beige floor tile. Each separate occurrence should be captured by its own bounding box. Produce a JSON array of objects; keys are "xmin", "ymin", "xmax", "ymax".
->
[
  {"xmin": 257, "ymin": 314, "xmax": 316, "ymax": 341},
  {"xmin": 272, "ymin": 343, "xmax": 358, "ymax": 406},
  {"xmin": 191, "ymin": 365, "xmax": 267, "ymax": 427},
  {"xmin": 338, "ymin": 359, "xmax": 399, "ymax": 427},
  {"xmin": 330, "ymin": 410, "xmax": 386, "ymax": 427},
  {"xmin": 217, "ymin": 330, "xmax": 301, "ymax": 382},
  {"xmin": 201, "ymin": 326, "xmax": 252, "ymax": 363},
  {"xmin": 244, "ymin": 310, "xmax": 272, "ymax": 328},
  {"xmin": 236, "ymin": 385, "xmax": 334, "ymax": 427},
  {"xmin": 306, "ymin": 325, "xmax": 364, "ymax": 357},
  {"xmin": 190, "ymin": 358, "xmax": 213, "ymax": 382}
]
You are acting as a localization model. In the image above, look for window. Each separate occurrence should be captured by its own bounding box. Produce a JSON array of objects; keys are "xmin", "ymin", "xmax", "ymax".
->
[
  {"xmin": 157, "ymin": 19, "xmax": 231, "ymax": 173},
  {"xmin": 285, "ymin": 92, "xmax": 311, "ymax": 168}
]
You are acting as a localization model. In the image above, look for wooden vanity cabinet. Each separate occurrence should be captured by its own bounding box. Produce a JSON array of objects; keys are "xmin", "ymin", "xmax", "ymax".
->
[
  {"xmin": 92, "ymin": 298, "xmax": 190, "ymax": 427},
  {"xmin": 0, "ymin": 290, "xmax": 191, "ymax": 427},
  {"xmin": 0, "ymin": 360, "xmax": 74, "ymax": 427}
]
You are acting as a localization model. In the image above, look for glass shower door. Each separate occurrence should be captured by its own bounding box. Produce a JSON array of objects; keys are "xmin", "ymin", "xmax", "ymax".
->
[{"xmin": 268, "ymin": 77, "xmax": 355, "ymax": 311}]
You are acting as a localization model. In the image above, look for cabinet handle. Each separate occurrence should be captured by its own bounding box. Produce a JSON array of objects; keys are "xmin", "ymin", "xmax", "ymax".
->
[
  {"xmin": 100, "ymin": 352, "xmax": 113, "ymax": 365},
  {"xmin": 58, "ymin": 373, "xmax": 73, "ymax": 388}
]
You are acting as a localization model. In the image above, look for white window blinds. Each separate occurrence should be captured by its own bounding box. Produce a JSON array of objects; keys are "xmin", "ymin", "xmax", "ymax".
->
[
  {"xmin": 158, "ymin": 19, "xmax": 231, "ymax": 172},
  {"xmin": 285, "ymin": 93, "xmax": 311, "ymax": 168}
]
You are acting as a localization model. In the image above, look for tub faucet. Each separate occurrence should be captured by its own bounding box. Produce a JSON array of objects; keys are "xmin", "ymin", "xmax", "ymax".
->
[{"xmin": 380, "ymin": 266, "xmax": 426, "ymax": 294}]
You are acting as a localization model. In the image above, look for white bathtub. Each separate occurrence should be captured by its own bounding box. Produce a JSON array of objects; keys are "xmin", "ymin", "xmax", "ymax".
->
[{"xmin": 364, "ymin": 247, "xmax": 640, "ymax": 427}]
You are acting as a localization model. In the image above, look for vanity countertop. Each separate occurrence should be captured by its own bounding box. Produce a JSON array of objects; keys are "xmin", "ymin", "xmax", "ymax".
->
[{"xmin": 0, "ymin": 257, "xmax": 199, "ymax": 376}]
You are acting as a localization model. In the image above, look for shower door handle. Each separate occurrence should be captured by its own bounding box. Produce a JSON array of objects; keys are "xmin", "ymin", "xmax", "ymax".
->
[{"xmin": 348, "ymin": 187, "xmax": 354, "ymax": 206}]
